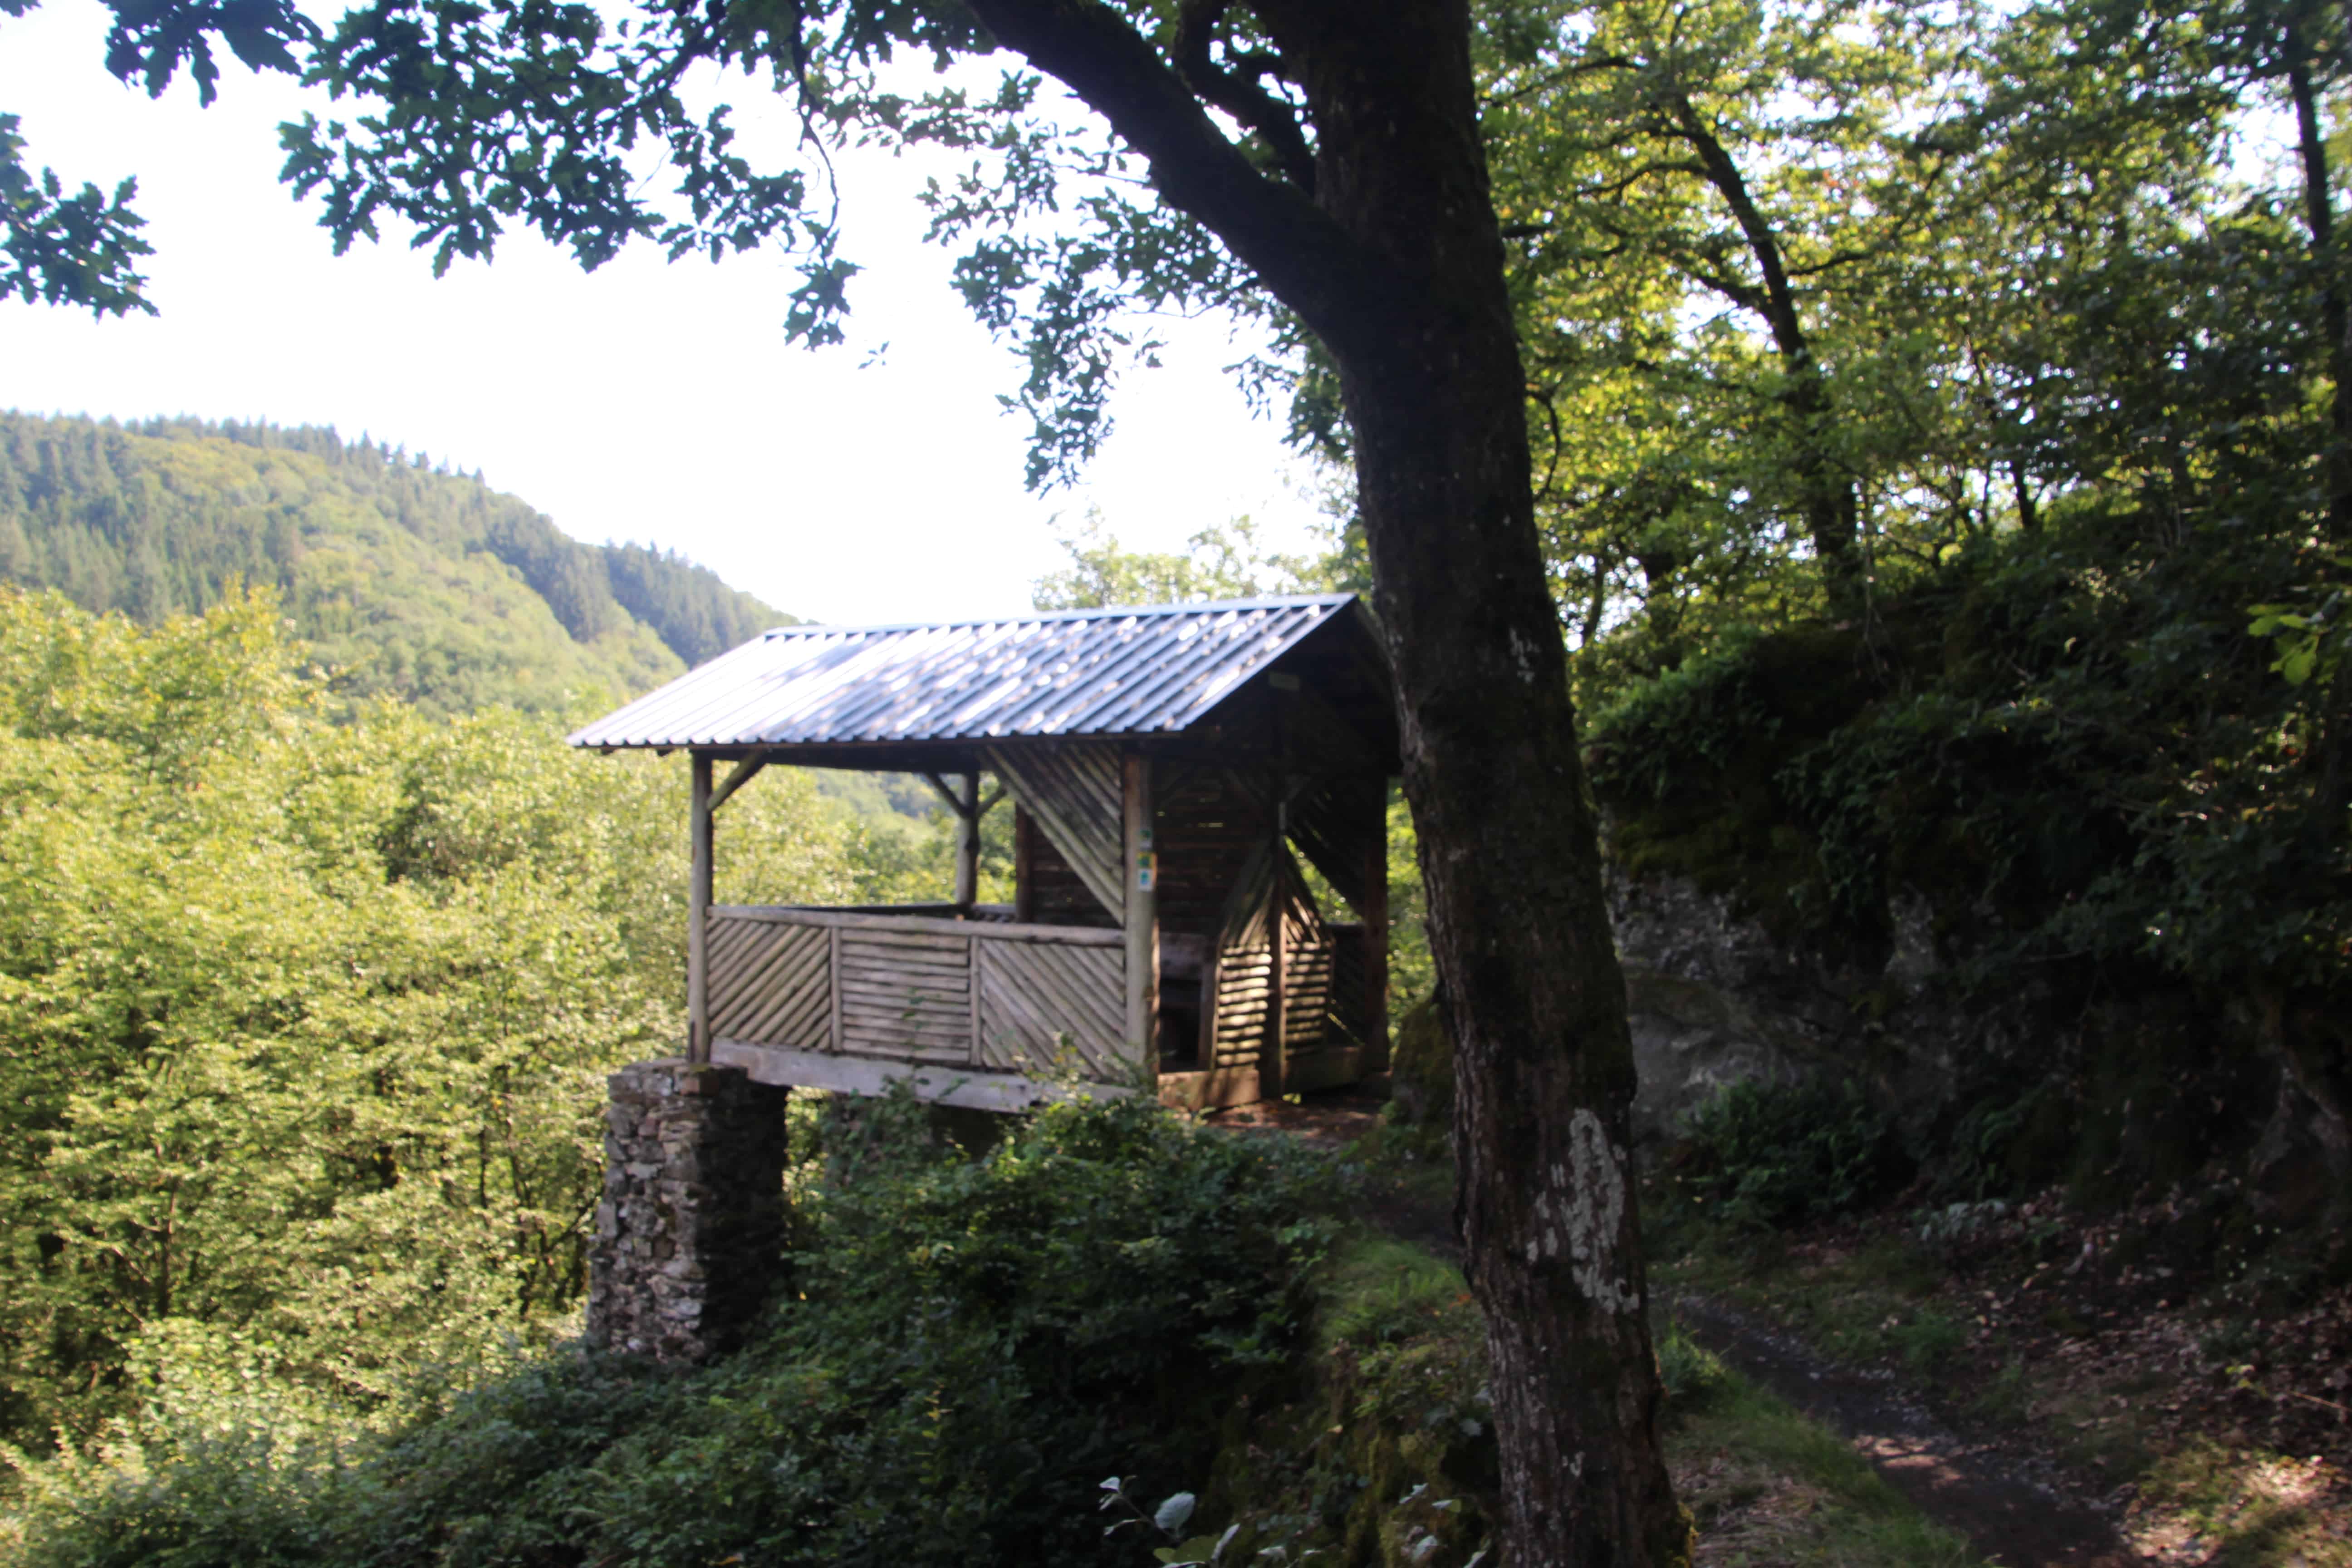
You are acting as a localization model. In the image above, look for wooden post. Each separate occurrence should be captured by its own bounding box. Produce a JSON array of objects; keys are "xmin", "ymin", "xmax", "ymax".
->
[
  {"xmin": 689, "ymin": 751, "xmax": 714, "ymax": 1064},
  {"xmin": 1268, "ymin": 790, "xmax": 1286, "ymax": 1098},
  {"xmin": 953, "ymin": 772, "xmax": 980, "ymax": 908},
  {"xmin": 1122, "ymin": 749, "xmax": 1158, "ymax": 1081},
  {"xmin": 1267, "ymin": 681, "xmax": 1295, "ymax": 1099},
  {"xmin": 1013, "ymin": 806, "xmax": 1037, "ymax": 924},
  {"xmin": 1363, "ymin": 785, "xmax": 1391, "ymax": 1074}
]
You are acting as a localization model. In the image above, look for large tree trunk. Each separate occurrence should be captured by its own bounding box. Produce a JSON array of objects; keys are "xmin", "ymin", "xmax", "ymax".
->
[
  {"xmin": 2286, "ymin": 16, "xmax": 2352, "ymax": 837},
  {"xmin": 960, "ymin": 1, "xmax": 1685, "ymax": 1559},
  {"xmin": 1278, "ymin": 7, "xmax": 1684, "ymax": 1562}
]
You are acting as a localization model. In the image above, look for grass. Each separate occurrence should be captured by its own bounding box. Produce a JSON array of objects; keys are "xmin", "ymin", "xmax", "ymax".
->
[
  {"xmin": 1656, "ymin": 1230, "xmax": 1970, "ymax": 1382},
  {"xmin": 1320, "ymin": 1140, "xmax": 1997, "ymax": 1565},
  {"xmin": 1664, "ymin": 1348, "xmax": 1989, "ymax": 1567},
  {"xmin": 1317, "ymin": 1232, "xmax": 1470, "ymax": 1350},
  {"xmin": 1647, "ymin": 1186, "xmax": 2352, "ymax": 1567}
]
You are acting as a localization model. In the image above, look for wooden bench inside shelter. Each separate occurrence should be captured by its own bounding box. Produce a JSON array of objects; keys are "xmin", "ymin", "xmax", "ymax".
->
[{"xmin": 568, "ymin": 594, "xmax": 1399, "ymax": 1110}]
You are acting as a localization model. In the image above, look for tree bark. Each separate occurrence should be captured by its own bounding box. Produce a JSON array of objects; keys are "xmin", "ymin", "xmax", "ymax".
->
[
  {"xmin": 1296, "ymin": 18, "xmax": 1680, "ymax": 1554},
  {"xmin": 959, "ymin": 2, "xmax": 1686, "ymax": 1561},
  {"xmin": 1664, "ymin": 90, "xmax": 1863, "ymax": 621},
  {"xmin": 2285, "ymin": 15, "xmax": 2352, "ymax": 838},
  {"xmin": 2287, "ymin": 18, "xmax": 2352, "ymax": 539}
]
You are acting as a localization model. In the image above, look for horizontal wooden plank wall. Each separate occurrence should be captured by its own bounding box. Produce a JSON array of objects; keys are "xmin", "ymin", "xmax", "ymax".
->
[
  {"xmin": 839, "ymin": 926, "xmax": 970, "ymax": 1062},
  {"xmin": 1212, "ymin": 946, "xmax": 1274, "ymax": 1066},
  {"xmin": 706, "ymin": 905, "xmax": 1131, "ymax": 1087},
  {"xmin": 1281, "ymin": 933, "xmax": 1337, "ymax": 1051},
  {"xmin": 1204, "ymin": 828, "xmax": 1358, "ymax": 1075}
]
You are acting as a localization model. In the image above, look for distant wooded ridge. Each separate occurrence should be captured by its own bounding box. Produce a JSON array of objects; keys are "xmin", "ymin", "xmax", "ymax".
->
[{"xmin": 0, "ymin": 411, "xmax": 796, "ymax": 715}]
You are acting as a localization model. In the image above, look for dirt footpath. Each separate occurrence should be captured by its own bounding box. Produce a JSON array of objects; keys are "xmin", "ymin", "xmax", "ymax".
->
[{"xmin": 1676, "ymin": 1292, "xmax": 2142, "ymax": 1566}]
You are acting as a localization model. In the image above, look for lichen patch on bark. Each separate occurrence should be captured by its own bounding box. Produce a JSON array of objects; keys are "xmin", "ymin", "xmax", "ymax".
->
[{"xmin": 1530, "ymin": 1108, "xmax": 1642, "ymax": 1313}]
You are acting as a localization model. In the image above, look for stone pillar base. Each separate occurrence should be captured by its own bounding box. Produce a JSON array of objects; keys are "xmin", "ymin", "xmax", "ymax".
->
[{"xmin": 586, "ymin": 1059, "xmax": 789, "ymax": 1362}]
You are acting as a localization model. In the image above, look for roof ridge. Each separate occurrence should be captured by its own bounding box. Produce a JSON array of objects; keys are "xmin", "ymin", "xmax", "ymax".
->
[{"xmin": 761, "ymin": 593, "xmax": 1355, "ymax": 638}]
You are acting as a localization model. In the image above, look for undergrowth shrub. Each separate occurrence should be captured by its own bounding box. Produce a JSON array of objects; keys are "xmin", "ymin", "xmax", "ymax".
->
[
  {"xmin": 7, "ymin": 1094, "xmax": 1337, "ymax": 1568},
  {"xmin": 1672, "ymin": 1078, "xmax": 1906, "ymax": 1230},
  {"xmin": 1655, "ymin": 1319, "xmax": 1731, "ymax": 1411}
]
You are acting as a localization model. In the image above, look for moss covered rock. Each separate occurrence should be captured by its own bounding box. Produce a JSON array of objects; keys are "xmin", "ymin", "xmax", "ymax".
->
[{"xmin": 1388, "ymin": 995, "xmax": 1453, "ymax": 1130}]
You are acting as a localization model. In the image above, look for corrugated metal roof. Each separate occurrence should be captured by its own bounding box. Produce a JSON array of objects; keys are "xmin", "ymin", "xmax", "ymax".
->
[{"xmin": 567, "ymin": 595, "xmax": 1365, "ymax": 751}]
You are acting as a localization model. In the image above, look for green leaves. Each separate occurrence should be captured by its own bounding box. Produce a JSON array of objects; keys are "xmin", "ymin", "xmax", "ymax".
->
[
  {"xmin": 2249, "ymin": 573, "xmax": 2347, "ymax": 688},
  {"xmin": 0, "ymin": 114, "xmax": 154, "ymax": 317},
  {"xmin": 0, "ymin": 587, "xmax": 877, "ymax": 1448}
]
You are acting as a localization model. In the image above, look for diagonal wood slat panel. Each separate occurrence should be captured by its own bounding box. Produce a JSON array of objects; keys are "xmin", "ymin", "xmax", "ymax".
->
[
  {"xmin": 705, "ymin": 915, "xmax": 781, "ymax": 1019},
  {"xmin": 703, "ymin": 918, "xmax": 768, "ymax": 994},
  {"xmin": 986, "ymin": 742, "xmax": 1125, "ymax": 917},
  {"xmin": 1285, "ymin": 774, "xmax": 1385, "ymax": 915},
  {"xmin": 1326, "ymin": 925, "xmax": 1370, "ymax": 1049},
  {"xmin": 709, "ymin": 929, "xmax": 806, "ymax": 1036},
  {"xmin": 975, "ymin": 940, "xmax": 1128, "ymax": 1081},
  {"xmin": 1024, "ymin": 941, "xmax": 1126, "ymax": 1046},
  {"xmin": 709, "ymin": 920, "xmax": 832, "ymax": 1048},
  {"xmin": 743, "ymin": 957, "xmax": 833, "ymax": 1048}
]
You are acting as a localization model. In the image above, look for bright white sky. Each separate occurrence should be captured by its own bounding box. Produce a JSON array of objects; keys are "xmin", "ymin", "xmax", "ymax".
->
[{"xmin": 0, "ymin": 3, "xmax": 1330, "ymax": 625}]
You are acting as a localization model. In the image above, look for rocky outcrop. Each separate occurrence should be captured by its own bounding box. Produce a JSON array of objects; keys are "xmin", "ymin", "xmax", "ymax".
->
[{"xmin": 1607, "ymin": 867, "xmax": 2043, "ymax": 1162}]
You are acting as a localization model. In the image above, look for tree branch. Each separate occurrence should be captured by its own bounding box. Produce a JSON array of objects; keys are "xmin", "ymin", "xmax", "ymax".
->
[
  {"xmin": 1658, "ymin": 87, "xmax": 1807, "ymax": 363},
  {"xmin": 959, "ymin": 0, "xmax": 1395, "ymax": 358},
  {"xmin": 1174, "ymin": 0, "xmax": 1317, "ymax": 194}
]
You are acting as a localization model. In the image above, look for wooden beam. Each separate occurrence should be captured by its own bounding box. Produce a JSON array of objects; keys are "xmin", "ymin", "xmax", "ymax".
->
[
  {"xmin": 923, "ymin": 772, "xmax": 1008, "ymax": 827},
  {"xmin": 709, "ymin": 753, "xmax": 767, "ymax": 813},
  {"xmin": 710, "ymin": 1039, "xmax": 1132, "ymax": 1112},
  {"xmin": 689, "ymin": 751, "xmax": 714, "ymax": 1064},
  {"xmin": 709, "ymin": 903, "xmax": 1125, "ymax": 946},
  {"xmin": 1123, "ymin": 748, "xmax": 1158, "ymax": 1082},
  {"xmin": 1267, "ymin": 691, "xmax": 1292, "ymax": 1098}
]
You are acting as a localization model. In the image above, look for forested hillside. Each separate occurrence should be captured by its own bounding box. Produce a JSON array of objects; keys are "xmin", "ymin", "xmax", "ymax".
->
[{"xmin": 0, "ymin": 413, "xmax": 793, "ymax": 714}]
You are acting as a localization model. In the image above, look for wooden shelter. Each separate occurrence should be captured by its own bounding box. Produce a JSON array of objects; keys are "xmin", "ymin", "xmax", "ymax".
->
[{"xmin": 569, "ymin": 595, "xmax": 1398, "ymax": 1110}]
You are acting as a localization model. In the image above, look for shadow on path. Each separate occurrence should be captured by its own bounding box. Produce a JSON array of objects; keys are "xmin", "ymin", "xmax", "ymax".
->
[{"xmin": 1676, "ymin": 1294, "xmax": 2146, "ymax": 1568}]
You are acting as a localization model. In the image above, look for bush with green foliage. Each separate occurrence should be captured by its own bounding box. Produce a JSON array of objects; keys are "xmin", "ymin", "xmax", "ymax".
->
[
  {"xmin": 1672, "ymin": 1079, "xmax": 1906, "ymax": 1231},
  {"xmin": 6, "ymin": 1094, "xmax": 1336, "ymax": 1568}
]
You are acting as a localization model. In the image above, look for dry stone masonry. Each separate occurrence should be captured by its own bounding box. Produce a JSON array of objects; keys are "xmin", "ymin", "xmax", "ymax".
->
[{"xmin": 587, "ymin": 1059, "xmax": 790, "ymax": 1362}]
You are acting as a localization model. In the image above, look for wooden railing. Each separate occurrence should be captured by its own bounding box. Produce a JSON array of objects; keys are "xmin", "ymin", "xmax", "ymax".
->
[{"xmin": 704, "ymin": 906, "xmax": 1136, "ymax": 1098}]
